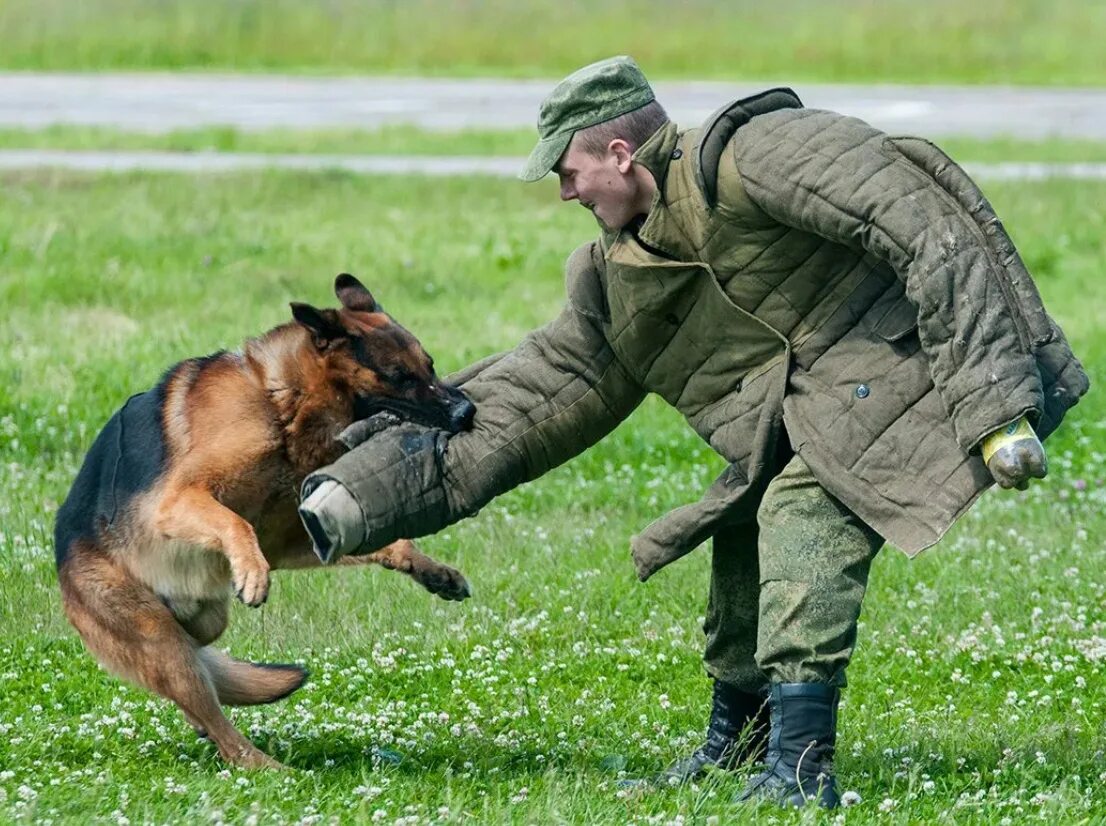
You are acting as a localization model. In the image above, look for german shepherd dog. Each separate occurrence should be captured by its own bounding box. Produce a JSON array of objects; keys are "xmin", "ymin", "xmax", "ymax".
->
[{"xmin": 54, "ymin": 274, "xmax": 474, "ymax": 769}]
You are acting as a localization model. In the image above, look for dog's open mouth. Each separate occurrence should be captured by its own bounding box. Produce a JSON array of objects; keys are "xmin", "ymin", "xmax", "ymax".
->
[
  {"xmin": 353, "ymin": 395, "xmax": 441, "ymax": 426},
  {"xmin": 353, "ymin": 394, "xmax": 473, "ymax": 434}
]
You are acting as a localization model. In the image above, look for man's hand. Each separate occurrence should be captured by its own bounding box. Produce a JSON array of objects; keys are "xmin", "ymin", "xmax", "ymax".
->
[{"xmin": 982, "ymin": 417, "xmax": 1047, "ymax": 490}]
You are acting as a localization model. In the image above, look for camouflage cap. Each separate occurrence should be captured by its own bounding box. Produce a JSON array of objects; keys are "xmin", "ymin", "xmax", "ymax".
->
[{"xmin": 519, "ymin": 55, "xmax": 656, "ymax": 182}]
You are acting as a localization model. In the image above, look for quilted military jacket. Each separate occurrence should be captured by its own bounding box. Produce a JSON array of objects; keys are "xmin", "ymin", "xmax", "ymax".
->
[{"xmin": 304, "ymin": 90, "xmax": 1088, "ymax": 581}]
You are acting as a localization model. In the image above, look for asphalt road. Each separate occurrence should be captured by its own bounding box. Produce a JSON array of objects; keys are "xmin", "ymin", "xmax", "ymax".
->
[{"xmin": 3, "ymin": 73, "xmax": 1106, "ymax": 139}]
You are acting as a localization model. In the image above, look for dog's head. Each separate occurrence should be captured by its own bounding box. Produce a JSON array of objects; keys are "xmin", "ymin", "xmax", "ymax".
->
[{"xmin": 290, "ymin": 274, "xmax": 475, "ymax": 434}]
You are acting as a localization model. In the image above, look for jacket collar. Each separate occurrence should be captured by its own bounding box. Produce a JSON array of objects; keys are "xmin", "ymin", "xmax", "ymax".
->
[
  {"xmin": 631, "ymin": 120, "xmax": 679, "ymax": 190},
  {"xmin": 613, "ymin": 122, "xmax": 698, "ymax": 262}
]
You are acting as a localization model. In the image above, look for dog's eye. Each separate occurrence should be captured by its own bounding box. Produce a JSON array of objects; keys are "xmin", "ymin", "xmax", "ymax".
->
[{"xmin": 384, "ymin": 370, "xmax": 419, "ymax": 389}]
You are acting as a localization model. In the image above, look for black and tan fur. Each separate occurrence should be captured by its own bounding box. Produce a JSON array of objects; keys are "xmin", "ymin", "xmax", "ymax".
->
[{"xmin": 55, "ymin": 274, "xmax": 474, "ymax": 769}]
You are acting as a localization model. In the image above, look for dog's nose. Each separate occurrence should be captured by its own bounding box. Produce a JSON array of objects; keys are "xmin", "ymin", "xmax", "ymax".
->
[{"xmin": 449, "ymin": 398, "xmax": 476, "ymax": 432}]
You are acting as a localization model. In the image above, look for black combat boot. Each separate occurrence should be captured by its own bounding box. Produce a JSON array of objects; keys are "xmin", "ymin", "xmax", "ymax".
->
[
  {"xmin": 736, "ymin": 682, "xmax": 839, "ymax": 808},
  {"xmin": 629, "ymin": 680, "xmax": 769, "ymax": 787}
]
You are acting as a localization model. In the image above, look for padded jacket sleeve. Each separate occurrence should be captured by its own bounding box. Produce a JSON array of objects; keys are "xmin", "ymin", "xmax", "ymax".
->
[{"xmin": 300, "ymin": 242, "xmax": 645, "ymax": 553}]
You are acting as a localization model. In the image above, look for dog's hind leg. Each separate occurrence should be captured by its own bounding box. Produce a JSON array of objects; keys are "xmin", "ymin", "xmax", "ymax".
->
[
  {"xmin": 270, "ymin": 537, "xmax": 471, "ymax": 601},
  {"xmin": 345, "ymin": 539, "xmax": 471, "ymax": 601},
  {"xmin": 176, "ymin": 597, "xmax": 230, "ymax": 647},
  {"xmin": 170, "ymin": 606, "xmax": 306, "ymax": 731},
  {"xmin": 58, "ymin": 547, "xmax": 283, "ymax": 769}
]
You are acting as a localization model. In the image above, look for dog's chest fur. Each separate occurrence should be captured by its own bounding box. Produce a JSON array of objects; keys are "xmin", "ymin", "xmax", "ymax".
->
[
  {"xmin": 120, "ymin": 457, "xmax": 315, "ymax": 605},
  {"xmin": 119, "ymin": 532, "xmax": 234, "ymax": 603}
]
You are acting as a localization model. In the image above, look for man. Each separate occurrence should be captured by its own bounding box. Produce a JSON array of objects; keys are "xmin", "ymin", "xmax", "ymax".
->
[{"xmin": 298, "ymin": 57, "xmax": 1087, "ymax": 808}]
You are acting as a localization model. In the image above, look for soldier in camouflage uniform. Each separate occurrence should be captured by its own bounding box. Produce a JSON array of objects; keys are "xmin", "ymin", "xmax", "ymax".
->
[{"xmin": 298, "ymin": 57, "xmax": 1087, "ymax": 808}]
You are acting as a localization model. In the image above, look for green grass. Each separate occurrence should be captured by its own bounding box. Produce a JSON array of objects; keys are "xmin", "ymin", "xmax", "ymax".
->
[
  {"xmin": 2, "ymin": 0, "xmax": 1105, "ymax": 86},
  {"xmin": 6, "ymin": 126, "xmax": 1106, "ymax": 165},
  {"xmin": 0, "ymin": 125, "xmax": 540, "ymax": 158},
  {"xmin": 1, "ymin": 167, "xmax": 1104, "ymax": 823},
  {"xmin": 938, "ymin": 138, "xmax": 1106, "ymax": 164}
]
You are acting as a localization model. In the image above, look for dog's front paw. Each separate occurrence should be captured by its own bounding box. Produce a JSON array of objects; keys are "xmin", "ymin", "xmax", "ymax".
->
[
  {"xmin": 416, "ymin": 562, "xmax": 472, "ymax": 602},
  {"xmin": 232, "ymin": 558, "xmax": 271, "ymax": 607}
]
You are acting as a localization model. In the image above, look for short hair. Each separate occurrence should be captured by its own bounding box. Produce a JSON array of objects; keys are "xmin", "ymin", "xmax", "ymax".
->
[{"xmin": 572, "ymin": 99, "xmax": 670, "ymax": 158}]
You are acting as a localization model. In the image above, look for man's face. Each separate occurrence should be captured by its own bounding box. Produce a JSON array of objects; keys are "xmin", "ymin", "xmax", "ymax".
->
[{"xmin": 555, "ymin": 136, "xmax": 642, "ymax": 231}]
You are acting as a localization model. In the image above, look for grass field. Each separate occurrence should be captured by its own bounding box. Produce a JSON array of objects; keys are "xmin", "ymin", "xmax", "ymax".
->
[
  {"xmin": 1, "ymin": 166, "xmax": 1104, "ymax": 824},
  {"xmin": 2, "ymin": 0, "xmax": 1106, "ymax": 86},
  {"xmin": 5, "ymin": 127, "xmax": 1106, "ymax": 165},
  {"xmin": 0, "ymin": 126, "xmax": 540, "ymax": 158}
]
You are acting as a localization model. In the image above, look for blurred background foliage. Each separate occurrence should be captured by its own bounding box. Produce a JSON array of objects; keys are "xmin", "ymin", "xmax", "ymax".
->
[{"xmin": 1, "ymin": 0, "xmax": 1103, "ymax": 84}]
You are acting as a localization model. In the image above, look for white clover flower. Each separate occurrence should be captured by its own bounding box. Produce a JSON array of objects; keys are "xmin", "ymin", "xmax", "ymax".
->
[
  {"xmin": 878, "ymin": 797, "xmax": 896, "ymax": 812},
  {"xmin": 840, "ymin": 791, "xmax": 862, "ymax": 807}
]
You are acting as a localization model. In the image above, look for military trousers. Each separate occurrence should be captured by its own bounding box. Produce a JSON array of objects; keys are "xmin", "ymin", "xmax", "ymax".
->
[{"xmin": 703, "ymin": 453, "xmax": 884, "ymax": 692}]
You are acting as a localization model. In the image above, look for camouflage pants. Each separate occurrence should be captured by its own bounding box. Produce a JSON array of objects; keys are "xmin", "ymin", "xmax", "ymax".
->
[{"xmin": 703, "ymin": 454, "xmax": 884, "ymax": 692}]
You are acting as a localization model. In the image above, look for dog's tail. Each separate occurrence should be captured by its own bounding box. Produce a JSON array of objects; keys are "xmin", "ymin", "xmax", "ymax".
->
[{"xmin": 198, "ymin": 648, "xmax": 307, "ymax": 706}]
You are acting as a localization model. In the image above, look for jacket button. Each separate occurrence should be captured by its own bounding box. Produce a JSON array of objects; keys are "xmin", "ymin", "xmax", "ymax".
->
[
  {"xmin": 855, "ymin": 384, "xmax": 870, "ymax": 399},
  {"xmin": 671, "ymin": 148, "xmax": 683, "ymax": 160}
]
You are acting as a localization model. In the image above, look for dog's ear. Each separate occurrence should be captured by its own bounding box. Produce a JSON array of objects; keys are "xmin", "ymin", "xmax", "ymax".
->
[
  {"xmin": 291, "ymin": 303, "xmax": 345, "ymax": 349},
  {"xmin": 335, "ymin": 273, "xmax": 382, "ymax": 313}
]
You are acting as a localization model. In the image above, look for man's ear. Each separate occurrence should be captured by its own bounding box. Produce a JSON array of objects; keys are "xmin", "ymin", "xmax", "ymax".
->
[
  {"xmin": 609, "ymin": 138, "xmax": 634, "ymax": 173},
  {"xmin": 290, "ymin": 303, "xmax": 345, "ymax": 349},
  {"xmin": 335, "ymin": 273, "xmax": 382, "ymax": 313}
]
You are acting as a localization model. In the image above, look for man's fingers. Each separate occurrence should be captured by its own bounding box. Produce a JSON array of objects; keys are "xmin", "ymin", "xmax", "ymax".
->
[
  {"xmin": 1026, "ymin": 445, "xmax": 1049, "ymax": 479},
  {"xmin": 990, "ymin": 464, "xmax": 1016, "ymax": 488},
  {"xmin": 988, "ymin": 448, "xmax": 1019, "ymax": 488},
  {"xmin": 1012, "ymin": 441, "xmax": 1048, "ymax": 482},
  {"xmin": 988, "ymin": 439, "xmax": 1048, "ymax": 489}
]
